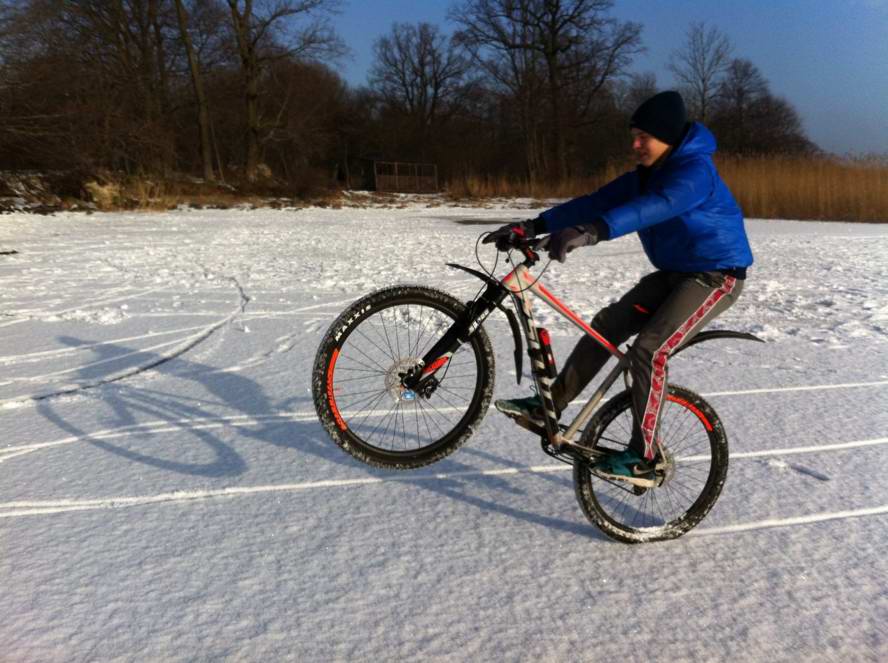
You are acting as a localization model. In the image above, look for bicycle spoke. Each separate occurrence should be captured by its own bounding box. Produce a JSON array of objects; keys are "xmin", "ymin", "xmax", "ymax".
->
[
  {"xmin": 392, "ymin": 307, "xmax": 402, "ymax": 362},
  {"xmin": 339, "ymin": 351, "xmax": 389, "ymax": 376},
  {"xmin": 405, "ymin": 304, "xmax": 412, "ymax": 366},
  {"xmin": 436, "ymin": 384, "xmax": 474, "ymax": 403},
  {"xmin": 376, "ymin": 311, "xmax": 399, "ymax": 361},
  {"xmin": 579, "ymin": 387, "xmax": 726, "ymax": 540},
  {"xmin": 332, "ymin": 374, "xmax": 383, "ymax": 385},
  {"xmin": 433, "ymin": 387, "xmax": 470, "ymax": 411},
  {"xmin": 339, "ymin": 388, "xmax": 388, "ymax": 414},
  {"xmin": 416, "ymin": 398, "xmax": 438, "ymax": 443},
  {"xmin": 353, "ymin": 325, "xmax": 396, "ymax": 365},
  {"xmin": 417, "ymin": 398, "xmax": 449, "ymax": 437},
  {"xmin": 369, "ymin": 400, "xmax": 401, "ymax": 444},
  {"xmin": 319, "ymin": 292, "xmax": 490, "ymax": 459},
  {"xmin": 409, "ymin": 304, "xmax": 426, "ymax": 358},
  {"xmin": 348, "ymin": 390, "xmax": 391, "ymax": 431}
]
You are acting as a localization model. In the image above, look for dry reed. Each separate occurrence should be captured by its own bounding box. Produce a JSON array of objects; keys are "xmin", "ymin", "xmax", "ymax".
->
[
  {"xmin": 716, "ymin": 155, "xmax": 888, "ymax": 222},
  {"xmin": 446, "ymin": 155, "xmax": 888, "ymax": 222}
]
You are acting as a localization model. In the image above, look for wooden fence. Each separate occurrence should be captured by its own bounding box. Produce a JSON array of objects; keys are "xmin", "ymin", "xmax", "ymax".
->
[{"xmin": 374, "ymin": 162, "xmax": 438, "ymax": 193}]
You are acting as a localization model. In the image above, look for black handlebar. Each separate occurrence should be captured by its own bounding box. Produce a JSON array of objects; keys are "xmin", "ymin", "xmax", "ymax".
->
[{"xmin": 503, "ymin": 235, "xmax": 549, "ymax": 266}]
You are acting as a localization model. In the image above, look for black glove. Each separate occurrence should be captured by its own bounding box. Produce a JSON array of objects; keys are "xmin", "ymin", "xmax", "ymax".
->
[
  {"xmin": 542, "ymin": 224, "xmax": 599, "ymax": 263},
  {"xmin": 482, "ymin": 218, "xmax": 545, "ymax": 251}
]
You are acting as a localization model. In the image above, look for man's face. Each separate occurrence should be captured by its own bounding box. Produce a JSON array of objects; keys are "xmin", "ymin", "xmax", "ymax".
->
[{"xmin": 631, "ymin": 129, "xmax": 671, "ymax": 167}]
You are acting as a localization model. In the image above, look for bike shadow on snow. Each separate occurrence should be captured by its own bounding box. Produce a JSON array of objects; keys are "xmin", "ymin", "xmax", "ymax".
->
[
  {"xmin": 36, "ymin": 335, "xmax": 607, "ymax": 539},
  {"xmin": 36, "ymin": 336, "xmax": 354, "ymax": 478}
]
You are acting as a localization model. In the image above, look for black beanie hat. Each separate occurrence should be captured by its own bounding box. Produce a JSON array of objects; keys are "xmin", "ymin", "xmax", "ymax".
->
[{"xmin": 630, "ymin": 91, "xmax": 688, "ymax": 146}]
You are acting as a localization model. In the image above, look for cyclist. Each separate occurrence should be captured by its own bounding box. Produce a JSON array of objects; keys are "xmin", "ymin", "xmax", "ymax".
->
[{"xmin": 484, "ymin": 90, "xmax": 753, "ymax": 480}]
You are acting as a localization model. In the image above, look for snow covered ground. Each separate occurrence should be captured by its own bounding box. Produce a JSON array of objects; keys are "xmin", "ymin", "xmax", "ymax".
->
[{"xmin": 1, "ymin": 205, "xmax": 887, "ymax": 661}]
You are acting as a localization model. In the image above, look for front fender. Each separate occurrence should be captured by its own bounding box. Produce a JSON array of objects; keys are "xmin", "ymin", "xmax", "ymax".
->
[
  {"xmin": 447, "ymin": 262, "xmax": 524, "ymax": 383},
  {"xmin": 446, "ymin": 262, "xmax": 500, "ymax": 288}
]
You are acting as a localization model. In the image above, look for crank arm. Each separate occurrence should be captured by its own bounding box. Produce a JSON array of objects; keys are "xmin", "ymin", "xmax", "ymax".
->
[{"xmin": 590, "ymin": 469, "xmax": 660, "ymax": 489}]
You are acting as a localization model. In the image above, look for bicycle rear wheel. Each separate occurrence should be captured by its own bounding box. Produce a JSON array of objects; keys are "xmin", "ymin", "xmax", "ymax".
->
[
  {"xmin": 312, "ymin": 285, "xmax": 494, "ymax": 469},
  {"xmin": 573, "ymin": 385, "xmax": 728, "ymax": 543}
]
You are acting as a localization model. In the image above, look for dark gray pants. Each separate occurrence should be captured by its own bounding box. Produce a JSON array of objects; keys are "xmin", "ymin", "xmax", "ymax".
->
[{"xmin": 551, "ymin": 270, "xmax": 744, "ymax": 459}]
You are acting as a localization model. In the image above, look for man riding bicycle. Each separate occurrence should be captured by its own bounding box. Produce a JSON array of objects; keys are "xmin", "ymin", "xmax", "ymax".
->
[{"xmin": 485, "ymin": 90, "xmax": 753, "ymax": 481}]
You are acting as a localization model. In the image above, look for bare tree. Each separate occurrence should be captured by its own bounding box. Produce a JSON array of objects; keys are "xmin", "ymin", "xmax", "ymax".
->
[
  {"xmin": 713, "ymin": 57, "xmax": 767, "ymax": 150},
  {"xmin": 614, "ymin": 71, "xmax": 658, "ymax": 115},
  {"xmin": 719, "ymin": 59, "xmax": 768, "ymax": 107},
  {"xmin": 0, "ymin": 0, "xmax": 359, "ymax": 183},
  {"xmin": 174, "ymin": 0, "xmax": 215, "ymax": 181},
  {"xmin": 226, "ymin": 0, "xmax": 345, "ymax": 181},
  {"xmin": 260, "ymin": 58, "xmax": 348, "ymax": 185},
  {"xmin": 711, "ymin": 59, "xmax": 814, "ymax": 154},
  {"xmin": 369, "ymin": 22, "xmax": 470, "ymax": 158},
  {"xmin": 668, "ymin": 21, "xmax": 733, "ymax": 122},
  {"xmin": 450, "ymin": 2, "xmax": 546, "ymax": 177},
  {"xmin": 0, "ymin": 0, "xmax": 181, "ymax": 172},
  {"xmin": 747, "ymin": 93, "xmax": 816, "ymax": 154},
  {"xmin": 451, "ymin": 0, "xmax": 641, "ymax": 180}
]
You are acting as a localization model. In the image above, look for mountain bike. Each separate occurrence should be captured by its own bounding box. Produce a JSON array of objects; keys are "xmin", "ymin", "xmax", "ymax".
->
[{"xmin": 312, "ymin": 236, "xmax": 763, "ymax": 543}]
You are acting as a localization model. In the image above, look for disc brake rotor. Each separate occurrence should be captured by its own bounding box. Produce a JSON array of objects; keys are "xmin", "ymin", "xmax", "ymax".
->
[
  {"xmin": 385, "ymin": 358, "xmax": 420, "ymax": 402},
  {"xmin": 655, "ymin": 447, "xmax": 676, "ymax": 486}
]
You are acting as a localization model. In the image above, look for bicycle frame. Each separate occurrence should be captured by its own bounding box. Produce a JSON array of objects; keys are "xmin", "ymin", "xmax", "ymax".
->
[
  {"xmin": 403, "ymin": 247, "xmax": 627, "ymax": 457},
  {"xmin": 501, "ymin": 262, "xmax": 629, "ymax": 452},
  {"xmin": 405, "ymin": 242, "xmax": 763, "ymax": 461}
]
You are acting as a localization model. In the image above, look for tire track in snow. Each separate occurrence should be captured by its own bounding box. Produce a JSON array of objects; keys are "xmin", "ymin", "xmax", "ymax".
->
[
  {"xmin": 0, "ymin": 296, "xmax": 359, "ymax": 405},
  {"xmin": 0, "ymin": 298, "xmax": 354, "ymax": 369},
  {"xmin": 0, "ymin": 335, "xmax": 215, "ymax": 385},
  {"xmin": 0, "ymin": 285, "xmax": 169, "ymax": 329},
  {"xmin": 0, "ymin": 324, "xmax": 216, "ymax": 367},
  {"xmin": 1, "ymin": 440, "xmax": 887, "ymax": 521},
  {"xmin": 702, "ymin": 380, "xmax": 888, "ymax": 397},
  {"xmin": 690, "ymin": 505, "xmax": 888, "ymax": 537},
  {"xmin": 2, "ymin": 379, "xmax": 887, "ymax": 462},
  {"xmin": 564, "ymin": 379, "xmax": 888, "ymax": 406},
  {"xmin": 0, "ymin": 412, "xmax": 317, "ymax": 462},
  {"xmin": 0, "ymin": 281, "xmax": 250, "ymax": 407}
]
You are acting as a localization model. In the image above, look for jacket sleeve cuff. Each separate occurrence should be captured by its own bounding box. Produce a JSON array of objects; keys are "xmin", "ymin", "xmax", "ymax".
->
[
  {"xmin": 590, "ymin": 217, "xmax": 610, "ymax": 241},
  {"xmin": 531, "ymin": 216, "xmax": 548, "ymax": 235}
]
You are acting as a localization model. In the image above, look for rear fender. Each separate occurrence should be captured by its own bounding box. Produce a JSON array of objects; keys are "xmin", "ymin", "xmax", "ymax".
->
[{"xmin": 673, "ymin": 329, "xmax": 765, "ymax": 357}]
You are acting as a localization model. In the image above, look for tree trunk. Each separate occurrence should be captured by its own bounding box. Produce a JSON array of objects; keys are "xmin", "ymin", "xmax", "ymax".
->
[
  {"xmin": 547, "ymin": 66, "xmax": 567, "ymax": 181},
  {"xmin": 150, "ymin": 0, "xmax": 171, "ymax": 118},
  {"xmin": 244, "ymin": 65, "xmax": 261, "ymax": 181},
  {"xmin": 228, "ymin": 0, "xmax": 260, "ymax": 182},
  {"xmin": 174, "ymin": 0, "xmax": 215, "ymax": 181}
]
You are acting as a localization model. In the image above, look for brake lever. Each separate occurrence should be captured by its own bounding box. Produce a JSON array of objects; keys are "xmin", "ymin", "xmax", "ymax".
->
[
  {"xmin": 516, "ymin": 235, "xmax": 551, "ymax": 263},
  {"xmin": 530, "ymin": 235, "xmax": 551, "ymax": 251}
]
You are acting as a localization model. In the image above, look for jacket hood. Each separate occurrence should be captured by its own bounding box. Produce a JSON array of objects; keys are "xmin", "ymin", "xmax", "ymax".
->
[{"xmin": 673, "ymin": 122, "xmax": 717, "ymax": 158}]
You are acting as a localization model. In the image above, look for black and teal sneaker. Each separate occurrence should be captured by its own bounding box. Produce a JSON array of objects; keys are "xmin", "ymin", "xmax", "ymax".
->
[
  {"xmin": 592, "ymin": 449, "xmax": 655, "ymax": 479},
  {"xmin": 494, "ymin": 395, "xmax": 546, "ymax": 426}
]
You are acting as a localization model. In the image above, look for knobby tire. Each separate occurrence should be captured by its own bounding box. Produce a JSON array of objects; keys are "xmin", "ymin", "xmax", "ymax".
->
[{"xmin": 312, "ymin": 285, "xmax": 494, "ymax": 469}]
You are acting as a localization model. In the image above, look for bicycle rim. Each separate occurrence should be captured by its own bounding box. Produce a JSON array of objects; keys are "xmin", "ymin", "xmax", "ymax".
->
[
  {"xmin": 329, "ymin": 297, "xmax": 485, "ymax": 455},
  {"xmin": 574, "ymin": 386, "xmax": 728, "ymax": 542}
]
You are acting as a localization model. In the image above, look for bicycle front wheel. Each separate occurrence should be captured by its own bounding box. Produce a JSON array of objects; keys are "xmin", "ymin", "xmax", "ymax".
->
[
  {"xmin": 312, "ymin": 285, "xmax": 495, "ymax": 469},
  {"xmin": 573, "ymin": 385, "xmax": 728, "ymax": 543}
]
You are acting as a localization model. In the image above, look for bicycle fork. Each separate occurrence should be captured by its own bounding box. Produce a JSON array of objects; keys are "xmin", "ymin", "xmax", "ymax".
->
[{"xmin": 400, "ymin": 279, "xmax": 508, "ymax": 394}]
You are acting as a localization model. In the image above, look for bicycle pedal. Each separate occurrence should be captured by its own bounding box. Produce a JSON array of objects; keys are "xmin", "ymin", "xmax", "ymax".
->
[{"xmin": 512, "ymin": 415, "xmax": 546, "ymax": 436}]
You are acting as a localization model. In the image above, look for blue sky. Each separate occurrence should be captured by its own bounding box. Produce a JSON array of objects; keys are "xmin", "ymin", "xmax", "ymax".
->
[{"xmin": 332, "ymin": 0, "xmax": 888, "ymax": 155}]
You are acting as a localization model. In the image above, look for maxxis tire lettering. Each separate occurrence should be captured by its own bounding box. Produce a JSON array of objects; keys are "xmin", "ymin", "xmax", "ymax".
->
[{"xmin": 312, "ymin": 285, "xmax": 495, "ymax": 470}]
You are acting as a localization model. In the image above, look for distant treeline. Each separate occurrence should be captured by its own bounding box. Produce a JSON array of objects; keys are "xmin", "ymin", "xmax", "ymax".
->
[{"xmin": 0, "ymin": 1, "xmax": 822, "ymax": 191}]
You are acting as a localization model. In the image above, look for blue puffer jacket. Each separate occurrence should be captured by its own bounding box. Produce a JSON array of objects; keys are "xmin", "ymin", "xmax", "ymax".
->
[{"xmin": 540, "ymin": 122, "xmax": 753, "ymax": 272}]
